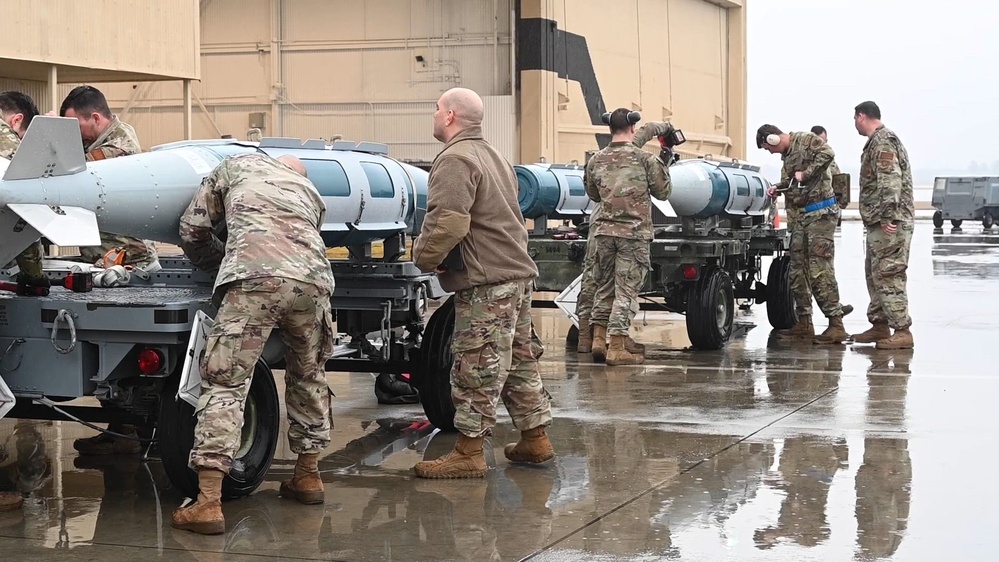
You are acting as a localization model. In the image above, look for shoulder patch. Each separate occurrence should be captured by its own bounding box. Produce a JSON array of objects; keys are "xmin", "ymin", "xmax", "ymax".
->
[{"xmin": 876, "ymin": 149, "xmax": 896, "ymax": 172}]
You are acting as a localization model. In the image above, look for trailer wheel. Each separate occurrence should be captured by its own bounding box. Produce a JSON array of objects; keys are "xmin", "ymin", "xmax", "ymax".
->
[
  {"xmin": 417, "ymin": 296, "xmax": 457, "ymax": 431},
  {"xmin": 686, "ymin": 266, "xmax": 734, "ymax": 350},
  {"xmin": 158, "ymin": 359, "xmax": 280, "ymax": 500},
  {"xmin": 952, "ymin": 219, "xmax": 963, "ymax": 228},
  {"xmin": 932, "ymin": 211, "xmax": 943, "ymax": 228},
  {"xmin": 984, "ymin": 213, "xmax": 994, "ymax": 230},
  {"xmin": 766, "ymin": 255, "xmax": 797, "ymax": 330}
]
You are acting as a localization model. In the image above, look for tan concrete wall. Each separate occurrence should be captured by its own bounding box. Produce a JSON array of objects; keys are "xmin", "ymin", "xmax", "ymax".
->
[
  {"xmin": 81, "ymin": 0, "xmax": 515, "ymax": 162},
  {"xmin": 73, "ymin": 0, "xmax": 745, "ymax": 167},
  {"xmin": 519, "ymin": 0, "xmax": 746, "ymax": 164},
  {"xmin": 0, "ymin": 0, "xmax": 199, "ymax": 81}
]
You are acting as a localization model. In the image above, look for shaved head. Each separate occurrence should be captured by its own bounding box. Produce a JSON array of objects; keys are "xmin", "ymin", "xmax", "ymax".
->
[
  {"xmin": 433, "ymin": 87, "xmax": 485, "ymax": 143},
  {"xmin": 439, "ymin": 88, "xmax": 483, "ymax": 127},
  {"xmin": 277, "ymin": 155, "xmax": 307, "ymax": 177}
]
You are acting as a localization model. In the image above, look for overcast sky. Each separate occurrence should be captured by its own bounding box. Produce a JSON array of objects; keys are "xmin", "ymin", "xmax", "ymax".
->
[{"xmin": 745, "ymin": 0, "xmax": 999, "ymax": 183}]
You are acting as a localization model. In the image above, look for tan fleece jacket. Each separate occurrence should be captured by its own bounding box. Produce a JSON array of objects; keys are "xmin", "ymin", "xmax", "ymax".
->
[{"xmin": 413, "ymin": 126, "xmax": 538, "ymax": 292}]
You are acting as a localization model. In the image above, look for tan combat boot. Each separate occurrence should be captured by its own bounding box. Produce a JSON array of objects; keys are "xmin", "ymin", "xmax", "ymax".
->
[
  {"xmin": 413, "ymin": 434, "xmax": 487, "ymax": 479},
  {"xmin": 504, "ymin": 426, "xmax": 555, "ymax": 464},
  {"xmin": 171, "ymin": 469, "xmax": 225, "ymax": 535},
  {"xmin": 852, "ymin": 321, "xmax": 891, "ymax": 344},
  {"xmin": 813, "ymin": 317, "xmax": 848, "ymax": 345},
  {"xmin": 0, "ymin": 492, "xmax": 23, "ymax": 512},
  {"xmin": 591, "ymin": 325, "xmax": 607, "ymax": 363},
  {"xmin": 625, "ymin": 336, "xmax": 646, "ymax": 356},
  {"xmin": 876, "ymin": 328, "xmax": 913, "ymax": 350},
  {"xmin": 280, "ymin": 452, "xmax": 325, "ymax": 505},
  {"xmin": 777, "ymin": 315, "xmax": 814, "ymax": 340},
  {"xmin": 606, "ymin": 335, "xmax": 644, "ymax": 366},
  {"xmin": 576, "ymin": 324, "xmax": 593, "ymax": 354}
]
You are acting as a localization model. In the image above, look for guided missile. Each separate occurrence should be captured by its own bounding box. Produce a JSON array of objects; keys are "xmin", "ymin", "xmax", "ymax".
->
[
  {"xmin": 515, "ymin": 158, "xmax": 775, "ymax": 221},
  {"xmin": 0, "ymin": 116, "xmax": 429, "ymax": 269}
]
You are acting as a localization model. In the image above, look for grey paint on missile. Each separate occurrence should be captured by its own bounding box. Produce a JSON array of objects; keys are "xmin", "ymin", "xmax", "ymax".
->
[{"xmin": 0, "ymin": 116, "xmax": 430, "ymax": 269}]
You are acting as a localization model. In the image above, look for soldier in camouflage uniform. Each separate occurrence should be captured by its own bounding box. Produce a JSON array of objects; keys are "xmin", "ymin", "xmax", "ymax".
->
[
  {"xmin": 810, "ymin": 126, "xmax": 843, "ymax": 186},
  {"xmin": 171, "ymin": 153, "xmax": 337, "ymax": 534},
  {"xmin": 782, "ymin": 126, "xmax": 854, "ymax": 319},
  {"xmin": 852, "ymin": 101, "xmax": 914, "ymax": 349},
  {"xmin": 585, "ymin": 109, "xmax": 672, "ymax": 365},
  {"xmin": 758, "ymin": 124, "xmax": 848, "ymax": 344},
  {"xmin": 811, "ymin": 125, "xmax": 853, "ymax": 213},
  {"xmin": 411, "ymin": 88, "xmax": 554, "ymax": 479},
  {"xmin": 58, "ymin": 85, "xmax": 159, "ymax": 270},
  {"xmin": 575, "ymin": 121, "xmax": 668, "ymax": 356},
  {"xmin": 0, "ymin": 91, "xmax": 50, "ymax": 297}
]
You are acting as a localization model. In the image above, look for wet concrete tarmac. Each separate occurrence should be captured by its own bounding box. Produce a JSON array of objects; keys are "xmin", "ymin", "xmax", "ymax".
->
[{"xmin": 1, "ymin": 220, "xmax": 998, "ymax": 561}]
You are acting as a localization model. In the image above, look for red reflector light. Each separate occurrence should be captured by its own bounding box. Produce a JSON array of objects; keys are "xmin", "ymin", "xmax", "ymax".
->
[
  {"xmin": 681, "ymin": 265, "xmax": 698, "ymax": 280},
  {"xmin": 138, "ymin": 349, "xmax": 163, "ymax": 375}
]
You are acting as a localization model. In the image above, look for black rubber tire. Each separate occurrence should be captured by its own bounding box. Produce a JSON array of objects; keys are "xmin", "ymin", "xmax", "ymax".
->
[
  {"xmin": 158, "ymin": 359, "xmax": 280, "ymax": 500},
  {"xmin": 418, "ymin": 296, "xmax": 457, "ymax": 431},
  {"xmin": 933, "ymin": 211, "xmax": 943, "ymax": 228},
  {"xmin": 952, "ymin": 219, "xmax": 963, "ymax": 228},
  {"xmin": 983, "ymin": 213, "xmax": 994, "ymax": 230},
  {"xmin": 766, "ymin": 255, "xmax": 797, "ymax": 330},
  {"xmin": 686, "ymin": 266, "xmax": 735, "ymax": 350}
]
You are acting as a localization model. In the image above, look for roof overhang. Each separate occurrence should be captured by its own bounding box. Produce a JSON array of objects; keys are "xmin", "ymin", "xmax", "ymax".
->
[{"xmin": 0, "ymin": 58, "xmax": 194, "ymax": 83}]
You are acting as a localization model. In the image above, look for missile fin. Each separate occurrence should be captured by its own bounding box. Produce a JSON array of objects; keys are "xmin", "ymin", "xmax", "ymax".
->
[
  {"xmin": 652, "ymin": 198, "xmax": 678, "ymax": 218},
  {"xmin": 0, "ymin": 373, "xmax": 14, "ymax": 421},
  {"xmin": 0, "ymin": 206, "xmax": 44, "ymax": 272},
  {"xmin": 3, "ymin": 116, "xmax": 87, "ymax": 181},
  {"xmin": 7, "ymin": 204, "xmax": 101, "ymax": 247}
]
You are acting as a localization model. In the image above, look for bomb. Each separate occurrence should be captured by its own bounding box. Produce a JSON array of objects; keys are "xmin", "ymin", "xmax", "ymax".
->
[
  {"xmin": 0, "ymin": 116, "xmax": 429, "ymax": 268},
  {"xmin": 516, "ymin": 157, "xmax": 774, "ymax": 221}
]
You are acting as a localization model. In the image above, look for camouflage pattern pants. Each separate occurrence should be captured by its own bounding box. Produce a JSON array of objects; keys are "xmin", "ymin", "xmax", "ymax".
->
[
  {"xmin": 15, "ymin": 240, "xmax": 45, "ymax": 279},
  {"xmin": 590, "ymin": 235, "xmax": 650, "ymax": 336},
  {"xmin": 576, "ymin": 232, "xmax": 598, "ymax": 330},
  {"xmin": 789, "ymin": 208, "xmax": 843, "ymax": 318},
  {"xmin": 451, "ymin": 279, "xmax": 552, "ymax": 438},
  {"xmin": 785, "ymin": 207, "xmax": 812, "ymax": 316},
  {"xmin": 865, "ymin": 223, "xmax": 913, "ymax": 329},
  {"xmin": 80, "ymin": 232, "xmax": 158, "ymax": 267},
  {"xmin": 189, "ymin": 276, "xmax": 336, "ymax": 472}
]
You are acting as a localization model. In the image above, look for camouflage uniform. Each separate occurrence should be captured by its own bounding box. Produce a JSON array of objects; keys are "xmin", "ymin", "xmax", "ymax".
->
[
  {"xmin": 777, "ymin": 132, "xmax": 844, "ymax": 318},
  {"xmin": 585, "ymin": 125, "xmax": 672, "ymax": 336},
  {"xmin": 0, "ymin": 118, "xmax": 46, "ymax": 280},
  {"xmin": 784, "ymin": 205, "xmax": 811, "ymax": 317},
  {"xmin": 576, "ymin": 122, "xmax": 670, "ymax": 333},
  {"xmin": 179, "ymin": 153, "xmax": 336, "ymax": 473},
  {"xmin": 451, "ymin": 279, "xmax": 550, "ymax": 436},
  {"xmin": 0, "ymin": 118, "xmax": 18, "ymax": 157},
  {"xmin": 78, "ymin": 116, "xmax": 159, "ymax": 268},
  {"xmin": 859, "ymin": 125, "xmax": 913, "ymax": 330}
]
